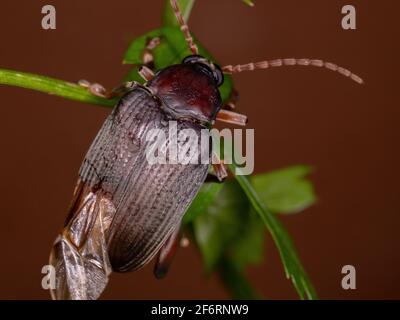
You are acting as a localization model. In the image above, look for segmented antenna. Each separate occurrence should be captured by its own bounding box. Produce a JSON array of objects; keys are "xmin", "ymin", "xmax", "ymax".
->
[
  {"xmin": 170, "ymin": 0, "xmax": 199, "ymax": 55},
  {"xmin": 222, "ymin": 58, "xmax": 364, "ymax": 84}
]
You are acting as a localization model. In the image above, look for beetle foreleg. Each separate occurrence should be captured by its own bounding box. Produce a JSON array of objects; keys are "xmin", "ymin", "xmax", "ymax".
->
[
  {"xmin": 142, "ymin": 37, "xmax": 161, "ymax": 70},
  {"xmin": 136, "ymin": 37, "xmax": 161, "ymax": 82},
  {"xmin": 138, "ymin": 66, "xmax": 155, "ymax": 82},
  {"xmin": 78, "ymin": 80, "xmax": 136, "ymax": 99}
]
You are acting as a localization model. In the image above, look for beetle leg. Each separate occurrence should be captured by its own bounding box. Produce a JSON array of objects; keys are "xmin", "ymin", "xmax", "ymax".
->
[
  {"xmin": 212, "ymin": 163, "xmax": 228, "ymax": 182},
  {"xmin": 78, "ymin": 80, "xmax": 136, "ymax": 99},
  {"xmin": 205, "ymin": 152, "xmax": 229, "ymax": 183},
  {"xmin": 206, "ymin": 165, "xmax": 228, "ymax": 183},
  {"xmin": 210, "ymin": 152, "xmax": 228, "ymax": 182},
  {"xmin": 222, "ymin": 88, "xmax": 239, "ymax": 110},
  {"xmin": 142, "ymin": 37, "xmax": 161, "ymax": 70},
  {"xmin": 138, "ymin": 66, "xmax": 155, "ymax": 81},
  {"xmin": 153, "ymin": 226, "xmax": 183, "ymax": 279},
  {"xmin": 216, "ymin": 89, "xmax": 248, "ymax": 125},
  {"xmin": 205, "ymin": 172, "xmax": 224, "ymax": 183},
  {"xmin": 136, "ymin": 37, "xmax": 161, "ymax": 82},
  {"xmin": 216, "ymin": 109, "xmax": 248, "ymax": 126}
]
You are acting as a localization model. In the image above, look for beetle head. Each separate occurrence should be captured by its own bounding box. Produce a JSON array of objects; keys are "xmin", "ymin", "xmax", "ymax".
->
[
  {"xmin": 148, "ymin": 61, "xmax": 222, "ymax": 126},
  {"xmin": 182, "ymin": 55, "xmax": 224, "ymax": 87}
]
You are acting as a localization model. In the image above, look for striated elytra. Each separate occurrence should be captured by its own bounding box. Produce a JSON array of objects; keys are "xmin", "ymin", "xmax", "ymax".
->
[{"xmin": 50, "ymin": 58, "xmax": 227, "ymax": 300}]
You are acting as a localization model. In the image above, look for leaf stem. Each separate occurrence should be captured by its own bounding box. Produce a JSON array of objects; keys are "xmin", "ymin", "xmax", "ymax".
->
[{"xmin": 0, "ymin": 68, "xmax": 116, "ymax": 107}]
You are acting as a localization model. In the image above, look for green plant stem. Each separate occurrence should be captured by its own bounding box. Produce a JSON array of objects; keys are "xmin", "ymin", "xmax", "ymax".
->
[
  {"xmin": 0, "ymin": 68, "xmax": 116, "ymax": 107},
  {"xmin": 242, "ymin": 0, "xmax": 255, "ymax": 6}
]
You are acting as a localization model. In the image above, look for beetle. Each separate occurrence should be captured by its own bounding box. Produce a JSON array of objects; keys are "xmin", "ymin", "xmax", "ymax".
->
[{"xmin": 49, "ymin": 0, "xmax": 363, "ymax": 300}]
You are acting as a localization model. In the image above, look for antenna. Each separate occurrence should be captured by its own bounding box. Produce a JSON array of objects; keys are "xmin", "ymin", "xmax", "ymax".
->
[
  {"xmin": 222, "ymin": 58, "xmax": 364, "ymax": 84},
  {"xmin": 170, "ymin": 0, "xmax": 199, "ymax": 55}
]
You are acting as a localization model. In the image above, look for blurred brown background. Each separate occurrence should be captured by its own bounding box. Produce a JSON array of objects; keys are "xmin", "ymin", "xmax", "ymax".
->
[{"xmin": 0, "ymin": 0, "xmax": 399, "ymax": 299}]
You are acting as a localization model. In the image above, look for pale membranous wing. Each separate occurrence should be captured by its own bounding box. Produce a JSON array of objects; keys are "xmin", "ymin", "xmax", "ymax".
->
[
  {"xmin": 50, "ymin": 181, "xmax": 115, "ymax": 300},
  {"xmin": 50, "ymin": 86, "xmax": 210, "ymax": 299}
]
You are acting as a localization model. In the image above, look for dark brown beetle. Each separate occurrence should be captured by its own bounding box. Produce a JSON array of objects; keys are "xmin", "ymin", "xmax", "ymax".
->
[{"xmin": 50, "ymin": 0, "xmax": 363, "ymax": 300}]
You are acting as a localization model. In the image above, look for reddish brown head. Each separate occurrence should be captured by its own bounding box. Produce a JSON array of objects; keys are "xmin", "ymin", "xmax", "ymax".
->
[{"xmin": 148, "ymin": 55, "xmax": 224, "ymax": 126}]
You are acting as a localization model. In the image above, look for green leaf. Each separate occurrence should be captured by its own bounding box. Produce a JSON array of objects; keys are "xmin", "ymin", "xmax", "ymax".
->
[
  {"xmin": 124, "ymin": 27, "xmax": 190, "ymax": 67},
  {"xmin": 163, "ymin": 0, "xmax": 196, "ymax": 27},
  {"xmin": 229, "ymin": 164, "xmax": 318, "ymax": 300},
  {"xmin": 193, "ymin": 180, "xmax": 263, "ymax": 271},
  {"xmin": 123, "ymin": 26, "xmax": 233, "ymax": 102},
  {"xmin": 218, "ymin": 257, "xmax": 260, "ymax": 300},
  {"xmin": 0, "ymin": 68, "xmax": 115, "ymax": 108},
  {"xmin": 188, "ymin": 179, "xmax": 262, "ymax": 299},
  {"xmin": 227, "ymin": 208, "xmax": 264, "ymax": 270},
  {"xmin": 183, "ymin": 182, "xmax": 224, "ymax": 224},
  {"xmin": 242, "ymin": 0, "xmax": 255, "ymax": 6},
  {"xmin": 123, "ymin": 29, "xmax": 165, "ymax": 65},
  {"xmin": 252, "ymin": 165, "xmax": 317, "ymax": 214}
]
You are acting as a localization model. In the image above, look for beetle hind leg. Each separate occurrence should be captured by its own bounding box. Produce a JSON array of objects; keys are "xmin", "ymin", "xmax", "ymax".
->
[{"xmin": 153, "ymin": 226, "xmax": 187, "ymax": 279}]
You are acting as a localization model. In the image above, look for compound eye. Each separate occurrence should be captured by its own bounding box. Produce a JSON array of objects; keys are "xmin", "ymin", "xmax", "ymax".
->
[
  {"xmin": 182, "ymin": 55, "xmax": 204, "ymax": 64},
  {"xmin": 213, "ymin": 64, "xmax": 224, "ymax": 87}
]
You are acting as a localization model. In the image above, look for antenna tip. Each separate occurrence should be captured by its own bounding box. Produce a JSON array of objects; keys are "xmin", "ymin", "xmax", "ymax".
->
[{"xmin": 351, "ymin": 74, "xmax": 365, "ymax": 85}]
